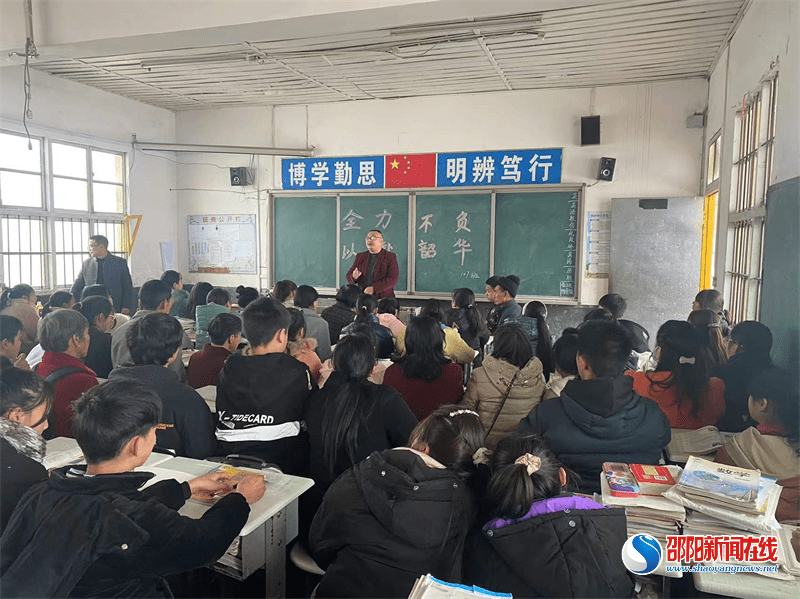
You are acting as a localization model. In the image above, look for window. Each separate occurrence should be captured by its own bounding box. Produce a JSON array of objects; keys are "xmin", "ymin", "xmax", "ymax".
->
[
  {"xmin": 706, "ymin": 133, "xmax": 722, "ymax": 187},
  {"xmin": 726, "ymin": 77, "xmax": 778, "ymax": 324},
  {"xmin": 0, "ymin": 130, "xmax": 128, "ymax": 291}
]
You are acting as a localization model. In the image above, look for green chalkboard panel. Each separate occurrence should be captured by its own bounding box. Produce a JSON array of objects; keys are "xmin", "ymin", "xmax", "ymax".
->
[
  {"xmin": 274, "ymin": 196, "xmax": 337, "ymax": 289},
  {"xmin": 414, "ymin": 193, "xmax": 491, "ymax": 294},
  {"xmin": 494, "ymin": 191, "xmax": 578, "ymax": 297},
  {"xmin": 339, "ymin": 195, "xmax": 409, "ymax": 291}
]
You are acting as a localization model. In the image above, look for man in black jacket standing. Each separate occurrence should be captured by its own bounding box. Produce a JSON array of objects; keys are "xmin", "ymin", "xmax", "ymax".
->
[
  {"xmin": 0, "ymin": 380, "xmax": 265, "ymax": 598},
  {"xmin": 518, "ymin": 321, "xmax": 670, "ymax": 494},
  {"xmin": 71, "ymin": 234, "xmax": 134, "ymax": 314}
]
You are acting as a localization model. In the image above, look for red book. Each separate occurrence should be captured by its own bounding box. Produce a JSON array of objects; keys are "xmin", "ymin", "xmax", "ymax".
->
[
  {"xmin": 630, "ymin": 464, "xmax": 676, "ymax": 496},
  {"xmin": 385, "ymin": 153, "xmax": 436, "ymax": 188}
]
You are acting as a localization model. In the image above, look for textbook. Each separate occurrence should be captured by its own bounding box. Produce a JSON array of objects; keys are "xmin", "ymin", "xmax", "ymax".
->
[
  {"xmin": 408, "ymin": 574, "xmax": 512, "ymax": 598},
  {"xmin": 677, "ymin": 456, "xmax": 763, "ymax": 512},
  {"xmin": 630, "ymin": 464, "xmax": 676, "ymax": 496},
  {"xmin": 665, "ymin": 426, "xmax": 725, "ymax": 462}
]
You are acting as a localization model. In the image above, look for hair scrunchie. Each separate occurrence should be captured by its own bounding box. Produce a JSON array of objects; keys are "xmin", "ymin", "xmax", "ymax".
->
[
  {"xmin": 448, "ymin": 409, "xmax": 478, "ymax": 419},
  {"xmin": 515, "ymin": 453, "xmax": 542, "ymax": 476}
]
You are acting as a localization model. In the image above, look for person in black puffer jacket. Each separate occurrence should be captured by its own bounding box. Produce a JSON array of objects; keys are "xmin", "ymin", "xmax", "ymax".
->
[
  {"xmin": 447, "ymin": 288, "xmax": 489, "ymax": 366},
  {"xmin": 464, "ymin": 434, "xmax": 633, "ymax": 598},
  {"xmin": 518, "ymin": 321, "xmax": 670, "ymax": 494},
  {"xmin": 321, "ymin": 284, "xmax": 360, "ymax": 344},
  {"xmin": 309, "ymin": 405, "xmax": 485, "ymax": 598}
]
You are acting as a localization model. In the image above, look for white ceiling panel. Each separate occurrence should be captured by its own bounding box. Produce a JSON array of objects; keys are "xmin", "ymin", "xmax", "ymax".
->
[{"xmin": 28, "ymin": 0, "xmax": 749, "ymax": 111}]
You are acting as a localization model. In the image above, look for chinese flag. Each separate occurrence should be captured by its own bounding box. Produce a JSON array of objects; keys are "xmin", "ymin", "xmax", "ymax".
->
[{"xmin": 385, "ymin": 153, "xmax": 436, "ymax": 188}]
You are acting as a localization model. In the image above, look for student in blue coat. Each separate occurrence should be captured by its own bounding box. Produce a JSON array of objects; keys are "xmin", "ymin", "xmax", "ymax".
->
[{"xmin": 517, "ymin": 320, "xmax": 671, "ymax": 494}]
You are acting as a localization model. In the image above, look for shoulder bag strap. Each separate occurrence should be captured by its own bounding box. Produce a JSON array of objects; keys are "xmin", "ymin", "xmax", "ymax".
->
[{"xmin": 486, "ymin": 369, "xmax": 520, "ymax": 436}]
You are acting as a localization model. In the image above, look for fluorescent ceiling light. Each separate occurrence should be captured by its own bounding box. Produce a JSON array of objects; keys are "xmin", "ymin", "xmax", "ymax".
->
[{"xmin": 388, "ymin": 13, "xmax": 542, "ymax": 35}]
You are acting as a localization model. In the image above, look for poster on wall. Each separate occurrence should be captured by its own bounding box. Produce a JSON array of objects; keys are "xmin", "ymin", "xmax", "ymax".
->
[
  {"xmin": 585, "ymin": 211, "xmax": 610, "ymax": 279},
  {"xmin": 188, "ymin": 214, "xmax": 257, "ymax": 274}
]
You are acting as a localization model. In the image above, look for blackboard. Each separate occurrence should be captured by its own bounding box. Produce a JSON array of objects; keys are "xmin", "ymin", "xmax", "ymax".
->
[
  {"xmin": 494, "ymin": 191, "xmax": 579, "ymax": 297},
  {"xmin": 271, "ymin": 188, "xmax": 581, "ymax": 300},
  {"xmin": 339, "ymin": 195, "xmax": 408, "ymax": 291},
  {"xmin": 274, "ymin": 196, "xmax": 337, "ymax": 289},
  {"xmin": 761, "ymin": 176, "xmax": 799, "ymax": 371},
  {"xmin": 414, "ymin": 193, "xmax": 492, "ymax": 294}
]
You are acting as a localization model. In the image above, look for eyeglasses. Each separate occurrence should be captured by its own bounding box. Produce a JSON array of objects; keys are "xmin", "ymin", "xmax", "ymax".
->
[{"xmin": 366, "ymin": 236, "xmax": 382, "ymax": 241}]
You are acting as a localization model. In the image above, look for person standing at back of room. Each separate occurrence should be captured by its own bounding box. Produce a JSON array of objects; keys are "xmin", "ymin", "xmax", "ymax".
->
[
  {"xmin": 70, "ymin": 235, "xmax": 134, "ymax": 315},
  {"xmin": 492, "ymin": 276, "xmax": 522, "ymax": 329},
  {"xmin": 346, "ymin": 229, "xmax": 399, "ymax": 299}
]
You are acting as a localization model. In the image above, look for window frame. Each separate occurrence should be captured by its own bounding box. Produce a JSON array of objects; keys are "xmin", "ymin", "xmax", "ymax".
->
[
  {"xmin": 725, "ymin": 76, "xmax": 777, "ymax": 325},
  {"xmin": 0, "ymin": 128, "xmax": 129, "ymax": 292}
]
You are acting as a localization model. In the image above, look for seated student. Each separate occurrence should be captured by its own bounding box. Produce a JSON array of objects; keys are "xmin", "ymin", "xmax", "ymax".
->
[
  {"xmin": 184, "ymin": 281, "xmax": 212, "ymax": 320},
  {"xmin": 506, "ymin": 301, "xmax": 555, "ymax": 379},
  {"xmin": 318, "ymin": 323, "xmax": 391, "ymax": 387},
  {"xmin": 599, "ymin": 293, "xmax": 651, "ymax": 353},
  {"xmin": 321, "ymin": 284, "xmax": 360, "ymax": 344},
  {"xmin": 462, "ymin": 323, "xmax": 546, "ymax": 450},
  {"xmin": 235, "ymin": 285, "xmax": 259, "ymax": 309},
  {"xmin": 303, "ymin": 334, "xmax": 417, "ymax": 524},
  {"xmin": 272, "ymin": 279, "xmax": 298, "ymax": 308},
  {"xmin": 447, "ymin": 288, "xmax": 489, "ymax": 365},
  {"xmin": 1, "ymin": 315, "xmax": 30, "ymax": 370},
  {"xmin": 309, "ymin": 406, "xmax": 484, "ymax": 599},
  {"xmin": 187, "ymin": 313, "xmax": 242, "ymax": 389},
  {"xmin": 544, "ymin": 330, "xmax": 580, "ymax": 399},
  {"xmin": 693, "ymin": 288, "xmax": 731, "ymax": 337},
  {"xmin": 0, "ymin": 357, "xmax": 51, "ymax": 535},
  {"xmin": 518, "ymin": 321, "xmax": 671, "ymax": 494},
  {"xmin": 464, "ymin": 434, "xmax": 633, "ymax": 598},
  {"xmin": 215, "ymin": 297, "xmax": 315, "ymax": 475},
  {"xmin": 377, "ymin": 297, "xmax": 405, "ymax": 338},
  {"xmin": 112, "ymin": 280, "xmax": 191, "ymax": 380},
  {"xmin": 342, "ymin": 293, "xmax": 394, "ymax": 358},
  {"xmin": 0, "ymin": 284, "xmax": 39, "ymax": 355},
  {"xmin": 0, "ymin": 380, "xmax": 265, "ymax": 598},
  {"xmin": 40, "ymin": 290, "xmax": 76, "ymax": 316},
  {"xmin": 712, "ymin": 321, "xmax": 774, "ymax": 432},
  {"xmin": 293, "ymin": 285, "xmax": 333, "ymax": 362},
  {"xmin": 688, "ymin": 309, "xmax": 728, "ymax": 367},
  {"xmin": 35, "ymin": 309, "xmax": 98, "ymax": 438},
  {"xmin": 492, "ymin": 275, "xmax": 522, "ymax": 328},
  {"xmin": 627, "ymin": 321, "xmax": 725, "ymax": 429},
  {"xmin": 395, "ymin": 299, "xmax": 476, "ymax": 365},
  {"xmin": 77, "ymin": 296, "xmax": 115, "ymax": 379},
  {"xmin": 484, "ymin": 276, "xmax": 502, "ymax": 334},
  {"xmin": 715, "ymin": 368, "xmax": 800, "ymax": 522},
  {"xmin": 287, "ymin": 308, "xmax": 323, "ymax": 384},
  {"xmin": 81, "ymin": 284, "xmax": 128, "ymax": 331},
  {"xmin": 384, "ymin": 315, "xmax": 465, "ymax": 420},
  {"xmin": 161, "ymin": 270, "xmax": 189, "ymax": 319},
  {"xmin": 109, "ymin": 313, "xmax": 216, "ymax": 459},
  {"xmin": 195, "ymin": 287, "xmax": 232, "ymax": 349},
  {"xmin": 582, "ymin": 308, "xmax": 639, "ymax": 372}
]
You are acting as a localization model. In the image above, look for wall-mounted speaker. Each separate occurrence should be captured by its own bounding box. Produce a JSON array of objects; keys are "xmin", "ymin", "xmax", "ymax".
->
[
  {"xmin": 230, "ymin": 167, "xmax": 252, "ymax": 186},
  {"xmin": 598, "ymin": 157, "xmax": 616, "ymax": 181},
  {"xmin": 581, "ymin": 115, "xmax": 600, "ymax": 146}
]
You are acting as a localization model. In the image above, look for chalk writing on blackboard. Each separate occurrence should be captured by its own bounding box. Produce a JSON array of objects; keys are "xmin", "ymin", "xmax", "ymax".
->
[
  {"xmin": 454, "ymin": 238, "xmax": 472, "ymax": 266},
  {"xmin": 559, "ymin": 192, "xmax": 579, "ymax": 296},
  {"xmin": 419, "ymin": 214, "xmax": 434, "ymax": 233},
  {"xmin": 455, "ymin": 211, "xmax": 471, "ymax": 233},
  {"xmin": 418, "ymin": 240, "xmax": 437, "ymax": 259},
  {"xmin": 375, "ymin": 210, "xmax": 392, "ymax": 229},
  {"xmin": 342, "ymin": 209, "xmax": 363, "ymax": 231}
]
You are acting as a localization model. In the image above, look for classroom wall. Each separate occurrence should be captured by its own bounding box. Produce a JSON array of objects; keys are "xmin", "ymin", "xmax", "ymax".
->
[
  {"xmin": 272, "ymin": 79, "xmax": 707, "ymax": 305},
  {"xmin": 706, "ymin": 0, "xmax": 799, "ymax": 366},
  {"xmin": 174, "ymin": 107, "xmax": 274, "ymax": 290},
  {"xmin": 0, "ymin": 66, "xmax": 178, "ymax": 287}
]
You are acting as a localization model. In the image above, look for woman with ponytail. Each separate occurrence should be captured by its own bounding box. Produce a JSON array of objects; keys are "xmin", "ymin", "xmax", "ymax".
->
[
  {"xmin": 627, "ymin": 320, "xmax": 725, "ymax": 429},
  {"xmin": 77, "ymin": 296, "xmax": 115, "ymax": 378},
  {"xmin": 688, "ymin": 308, "xmax": 728, "ymax": 366},
  {"xmin": 40, "ymin": 290, "xmax": 75, "ymax": 316},
  {"xmin": 310, "ymin": 405, "xmax": 484, "ymax": 598},
  {"xmin": 0, "ymin": 284, "xmax": 39, "ymax": 355},
  {"xmin": 464, "ymin": 434, "xmax": 632, "ymax": 598},
  {"xmin": 341, "ymin": 293, "xmax": 394, "ymax": 358},
  {"xmin": 447, "ymin": 288, "xmax": 489, "ymax": 365}
]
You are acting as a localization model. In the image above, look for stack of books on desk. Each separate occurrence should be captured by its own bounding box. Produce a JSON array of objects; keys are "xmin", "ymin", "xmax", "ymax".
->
[
  {"xmin": 408, "ymin": 575, "xmax": 510, "ymax": 598},
  {"xmin": 599, "ymin": 465, "xmax": 686, "ymax": 542},
  {"xmin": 663, "ymin": 455, "xmax": 782, "ymax": 535}
]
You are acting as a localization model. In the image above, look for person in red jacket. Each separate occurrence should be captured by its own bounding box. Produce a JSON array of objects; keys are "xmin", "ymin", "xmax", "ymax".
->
[
  {"xmin": 35, "ymin": 309, "xmax": 98, "ymax": 437},
  {"xmin": 187, "ymin": 313, "xmax": 242, "ymax": 389},
  {"xmin": 346, "ymin": 229, "xmax": 399, "ymax": 299}
]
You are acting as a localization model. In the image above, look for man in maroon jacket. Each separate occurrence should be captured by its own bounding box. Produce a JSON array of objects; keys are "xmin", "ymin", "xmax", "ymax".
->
[{"xmin": 346, "ymin": 230, "xmax": 399, "ymax": 299}]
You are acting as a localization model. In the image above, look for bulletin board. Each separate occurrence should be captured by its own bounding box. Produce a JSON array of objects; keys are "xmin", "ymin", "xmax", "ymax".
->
[{"xmin": 188, "ymin": 214, "xmax": 257, "ymax": 274}]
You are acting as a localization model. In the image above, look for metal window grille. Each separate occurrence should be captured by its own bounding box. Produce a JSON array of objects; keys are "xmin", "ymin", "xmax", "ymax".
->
[
  {"xmin": 1, "ymin": 215, "xmax": 48, "ymax": 289},
  {"xmin": 727, "ymin": 77, "xmax": 777, "ymax": 325}
]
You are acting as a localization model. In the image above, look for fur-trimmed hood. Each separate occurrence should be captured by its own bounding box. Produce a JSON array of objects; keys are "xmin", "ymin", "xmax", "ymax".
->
[{"xmin": 0, "ymin": 418, "xmax": 45, "ymax": 464}]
